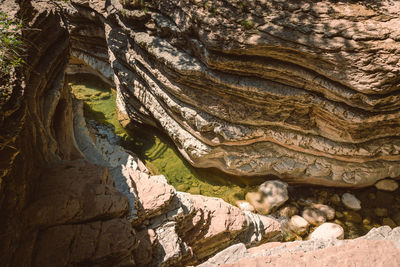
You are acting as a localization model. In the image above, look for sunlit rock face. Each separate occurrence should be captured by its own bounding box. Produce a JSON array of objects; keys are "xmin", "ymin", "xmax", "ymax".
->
[
  {"xmin": 102, "ymin": 0, "xmax": 400, "ymax": 186},
  {"xmin": 68, "ymin": 0, "xmax": 400, "ymax": 187}
]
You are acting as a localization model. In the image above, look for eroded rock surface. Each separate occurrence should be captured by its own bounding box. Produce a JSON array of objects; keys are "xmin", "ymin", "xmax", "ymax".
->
[
  {"xmin": 200, "ymin": 226, "xmax": 400, "ymax": 267},
  {"xmin": 72, "ymin": 97, "xmax": 282, "ymax": 265},
  {"xmin": 66, "ymin": 0, "xmax": 400, "ymax": 186},
  {"xmin": 2, "ymin": 0, "xmax": 400, "ymax": 266}
]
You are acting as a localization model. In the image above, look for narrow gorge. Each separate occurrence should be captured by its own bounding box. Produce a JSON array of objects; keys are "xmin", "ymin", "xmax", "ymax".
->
[{"xmin": 1, "ymin": 0, "xmax": 400, "ymax": 266}]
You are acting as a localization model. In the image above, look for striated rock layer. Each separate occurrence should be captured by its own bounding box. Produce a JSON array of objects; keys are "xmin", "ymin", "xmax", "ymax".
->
[
  {"xmin": 0, "ymin": 1, "xmax": 282, "ymax": 266},
  {"xmin": 67, "ymin": 0, "xmax": 400, "ymax": 186}
]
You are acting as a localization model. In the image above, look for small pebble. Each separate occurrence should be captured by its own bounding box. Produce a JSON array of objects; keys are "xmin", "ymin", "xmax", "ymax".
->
[
  {"xmin": 279, "ymin": 205, "xmax": 298, "ymax": 218},
  {"xmin": 374, "ymin": 207, "xmax": 388, "ymax": 217},
  {"xmin": 362, "ymin": 217, "xmax": 372, "ymax": 225},
  {"xmin": 342, "ymin": 193, "xmax": 361, "ymax": 210},
  {"xmin": 288, "ymin": 215, "xmax": 310, "ymax": 236},
  {"xmin": 302, "ymin": 207, "xmax": 326, "ymax": 226},
  {"xmin": 343, "ymin": 211, "xmax": 362, "ymax": 224},
  {"xmin": 330, "ymin": 194, "xmax": 341, "ymax": 205},
  {"xmin": 335, "ymin": 211, "xmax": 344, "ymax": 218},
  {"xmin": 310, "ymin": 203, "xmax": 335, "ymax": 220},
  {"xmin": 375, "ymin": 179, "xmax": 399, "ymax": 192}
]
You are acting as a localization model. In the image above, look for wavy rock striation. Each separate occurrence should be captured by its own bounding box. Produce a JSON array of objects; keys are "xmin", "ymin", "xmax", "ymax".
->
[
  {"xmin": 67, "ymin": 0, "xmax": 400, "ymax": 186},
  {"xmin": 0, "ymin": 1, "xmax": 282, "ymax": 266}
]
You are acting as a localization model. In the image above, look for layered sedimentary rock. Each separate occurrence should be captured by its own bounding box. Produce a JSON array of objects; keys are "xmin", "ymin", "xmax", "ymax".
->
[
  {"xmin": 66, "ymin": 0, "xmax": 400, "ymax": 186},
  {"xmin": 0, "ymin": 1, "xmax": 141, "ymax": 266},
  {"xmin": 0, "ymin": 2, "xmax": 282, "ymax": 266},
  {"xmin": 2, "ymin": 0, "xmax": 400, "ymax": 266}
]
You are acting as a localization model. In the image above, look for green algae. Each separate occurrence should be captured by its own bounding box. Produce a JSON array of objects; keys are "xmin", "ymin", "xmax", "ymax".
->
[
  {"xmin": 69, "ymin": 76, "xmax": 127, "ymax": 137},
  {"xmin": 69, "ymin": 74, "xmax": 257, "ymax": 205},
  {"xmin": 125, "ymin": 126, "xmax": 259, "ymax": 204}
]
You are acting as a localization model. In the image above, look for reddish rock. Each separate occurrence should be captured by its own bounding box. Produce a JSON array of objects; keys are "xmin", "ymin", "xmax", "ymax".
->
[
  {"xmin": 182, "ymin": 194, "xmax": 247, "ymax": 259},
  {"xmin": 221, "ymin": 240, "xmax": 400, "ymax": 267},
  {"xmin": 129, "ymin": 170, "xmax": 175, "ymax": 219}
]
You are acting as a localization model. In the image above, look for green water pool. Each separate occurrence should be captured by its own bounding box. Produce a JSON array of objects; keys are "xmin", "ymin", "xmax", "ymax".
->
[{"xmin": 69, "ymin": 74, "xmax": 258, "ymax": 205}]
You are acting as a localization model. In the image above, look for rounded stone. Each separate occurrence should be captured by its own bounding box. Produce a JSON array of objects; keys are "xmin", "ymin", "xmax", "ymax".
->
[
  {"xmin": 258, "ymin": 180, "xmax": 289, "ymax": 208},
  {"xmin": 335, "ymin": 211, "xmax": 344, "ymax": 218},
  {"xmin": 309, "ymin": 222, "xmax": 344, "ymax": 240},
  {"xmin": 288, "ymin": 215, "xmax": 310, "ymax": 236},
  {"xmin": 362, "ymin": 217, "xmax": 372, "ymax": 225},
  {"xmin": 374, "ymin": 207, "xmax": 388, "ymax": 217},
  {"xmin": 278, "ymin": 205, "xmax": 298, "ymax": 218},
  {"xmin": 330, "ymin": 194, "xmax": 341, "ymax": 205},
  {"xmin": 342, "ymin": 193, "xmax": 361, "ymax": 210},
  {"xmin": 247, "ymin": 180, "xmax": 289, "ymax": 215},
  {"xmin": 310, "ymin": 203, "xmax": 335, "ymax": 220},
  {"xmin": 375, "ymin": 179, "xmax": 399, "ymax": 192},
  {"xmin": 302, "ymin": 207, "xmax": 326, "ymax": 226}
]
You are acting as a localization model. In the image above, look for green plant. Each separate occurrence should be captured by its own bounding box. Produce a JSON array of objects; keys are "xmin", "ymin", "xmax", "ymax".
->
[
  {"xmin": 0, "ymin": 12, "xmax": 24, "ymax": 79},
  {"xmin": 241, "ymin": 19, "xmax": 254, "ymax": 30}
]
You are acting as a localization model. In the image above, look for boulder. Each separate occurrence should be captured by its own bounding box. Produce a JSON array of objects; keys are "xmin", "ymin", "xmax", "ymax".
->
[
  {"xmin": 309, "ymin": 223, "xmax": 344, "ymax": 240},
  {"xmin": 341, "ymin": 193, "xmax": 361, "ymax": 211},
  {"xmin": 246, "ymin": 180, "xmax": 288, "ymax": 215}
]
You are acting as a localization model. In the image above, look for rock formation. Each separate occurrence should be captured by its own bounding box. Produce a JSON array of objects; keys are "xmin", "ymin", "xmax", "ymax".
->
[
  {"xmin": 200, "ymin": 226, "xmax": 400, "ymax": 267},
  {"xmin": 1, "ymin": 0, "xmax": 400, "ymax": 266},
  {"xmin": 0, "ymin": 2, "xmax": 282, "ymax": 266},
  {"xmin": 66, "ymin": 0, "xmax": 400, "ymax": 187},
  {"xmin": 72, "ymin": 98, "xmax": 282, "ymax": 265}
]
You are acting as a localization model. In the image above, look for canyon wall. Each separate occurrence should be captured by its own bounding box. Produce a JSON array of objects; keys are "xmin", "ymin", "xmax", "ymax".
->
[
  {"xmin": 1, "ymin": 0, "xmax": 400, "ymax": 266},
  {"xmin": 0, "ymin": 1, "xmax": 281, "ymax": 266},
  {"xmin": 70, "ymin": 0, "xmax": 400, "ymax": 187}
]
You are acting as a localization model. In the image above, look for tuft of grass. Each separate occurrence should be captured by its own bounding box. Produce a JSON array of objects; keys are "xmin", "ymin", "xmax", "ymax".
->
[
  {"xmin": 241, "ymin": 19, "xmax": 254, "ymax": 30},
  {"xmin": 0, "ymin": 12, "xmax": 25, "ymax": 80}
]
